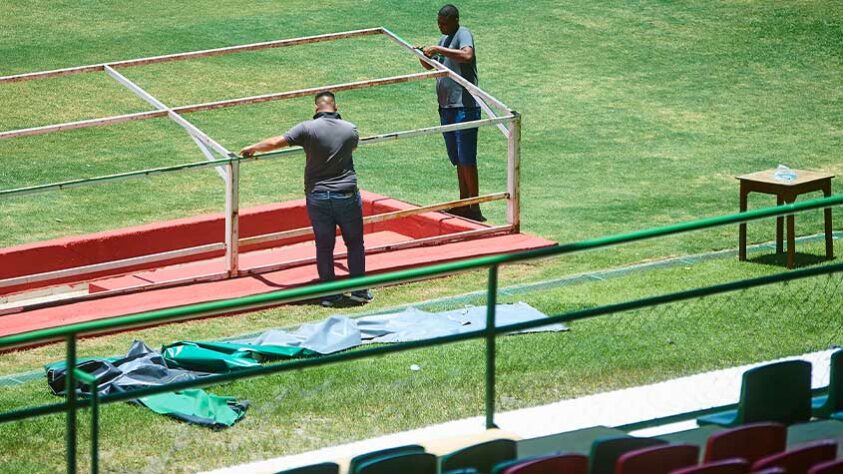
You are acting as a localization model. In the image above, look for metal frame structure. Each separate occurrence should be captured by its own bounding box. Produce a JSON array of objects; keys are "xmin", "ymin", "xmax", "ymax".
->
[
  {"xmin": 0, "ymin": 27, "xmax": 521, "ymax": 292},
  {"xmin": 0, "ymin": 196, "xmax": 840, "ymax": 474}
]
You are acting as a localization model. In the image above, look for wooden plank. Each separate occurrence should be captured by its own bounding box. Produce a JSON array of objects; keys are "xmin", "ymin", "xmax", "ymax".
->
[
  {"xmin": 0, "ymin": 243, "xmax": 225, "ymax": 291},
  {"xmin": 239, "ymin": 193, "xmax": 508, "ymax": 247},
  {"xmin": 0, "ymin": 28, "xmax": 382, "ymax": 84},
  {"xmin": 225, "ymin": 162, "xmax": 240, "ymax": 276}
]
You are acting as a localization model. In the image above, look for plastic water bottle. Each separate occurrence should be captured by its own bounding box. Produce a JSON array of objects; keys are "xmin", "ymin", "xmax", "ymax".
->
[{"xmin": 773, "ymin": 164, "xmax": 798, "ymax": 182}]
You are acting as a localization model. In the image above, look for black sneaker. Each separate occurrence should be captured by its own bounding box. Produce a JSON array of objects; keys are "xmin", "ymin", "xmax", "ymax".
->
[
  {"xmin": 348, "ymin": 290, "xmax": 374, "ymax": 304},
  {"xmin": 320, "ymin": 294, "xmax": 345, "ymax": 308}
]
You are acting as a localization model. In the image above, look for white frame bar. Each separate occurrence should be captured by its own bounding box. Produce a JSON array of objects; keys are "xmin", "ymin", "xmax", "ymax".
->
[
  {"xmin": 0, "ymin": 27, "xmax": 520, "ymax": 299},
  {"xmin": 0, "ymin": 71, "xmax": 447, "ymax": 141}
]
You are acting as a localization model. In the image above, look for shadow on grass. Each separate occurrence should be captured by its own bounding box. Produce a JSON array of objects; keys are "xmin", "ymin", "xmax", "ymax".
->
[{"xmin": 746, "ymin": 252, "xmax": 834, "ymax": 269}]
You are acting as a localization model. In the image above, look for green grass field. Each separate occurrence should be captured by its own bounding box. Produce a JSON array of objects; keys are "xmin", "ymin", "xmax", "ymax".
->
[{"xmin": 0, "ymin": 1, "xmax": 841, "ymax": 472}]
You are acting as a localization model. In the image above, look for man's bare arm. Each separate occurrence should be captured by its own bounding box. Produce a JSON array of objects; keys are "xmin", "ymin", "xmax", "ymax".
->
[
  {"xmin": 240, "ymin": 135, "xmax": 289, "ymax": 157},
  {"xmin": 422, "ymin": 45, "xmax": 474, "ymax": 63}
]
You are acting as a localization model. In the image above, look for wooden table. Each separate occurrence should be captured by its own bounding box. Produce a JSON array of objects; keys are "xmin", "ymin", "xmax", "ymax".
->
[{"xmin": 737, "ymin": 169, "xmax": 834, "ymax": 268}]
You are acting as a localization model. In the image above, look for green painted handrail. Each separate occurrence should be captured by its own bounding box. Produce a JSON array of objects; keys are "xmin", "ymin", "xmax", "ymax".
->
[{"xmin": 1, "ymin": 194, "xmax": 840, "ymax": 349}]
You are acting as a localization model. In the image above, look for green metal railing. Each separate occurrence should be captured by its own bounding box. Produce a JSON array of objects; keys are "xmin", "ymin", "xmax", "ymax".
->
[{"xmin": 0, "ymin": 195, "xmax": 841, "ymax": 473}]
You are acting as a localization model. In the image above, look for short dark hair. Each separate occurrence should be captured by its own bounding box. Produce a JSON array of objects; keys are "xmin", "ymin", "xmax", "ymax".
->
[
  {"xmin": 315, "ymin": 91, "xmax": 335, "ymax": 103},
  {"xmin": 439, "ymin": 4, "xmax": 459, "ymax": 19}
]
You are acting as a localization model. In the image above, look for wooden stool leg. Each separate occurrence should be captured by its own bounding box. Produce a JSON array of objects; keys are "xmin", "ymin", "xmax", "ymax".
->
[
  {"xmin": 776, "ymin": 194, "xmax": 784, "ymax": 254},
  {"xmin": 785, "ymin": 193, "xmax": 796, "ymax": 269},
  {"xmin": 823, "ymin": 181, "xmax": 834, "ymax": 260},
  {"xmin": 739, "ymin": 187, "xmax": 749, "ymax": 261}
]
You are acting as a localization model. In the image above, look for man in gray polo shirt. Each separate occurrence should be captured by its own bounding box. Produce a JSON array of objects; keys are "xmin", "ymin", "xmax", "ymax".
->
[
  {"xmin": 240, "ymin": 91, "xmax": 372, "ymax": 307},
  {"xmin": 420, "ymin": 4, "xmax": 484, "ymax": 222}
]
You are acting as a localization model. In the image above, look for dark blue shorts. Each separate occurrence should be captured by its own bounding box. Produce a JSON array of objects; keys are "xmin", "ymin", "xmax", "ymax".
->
[{"xmin": 439, "ymin": 107, "xmax": 481, "ymax": 167}]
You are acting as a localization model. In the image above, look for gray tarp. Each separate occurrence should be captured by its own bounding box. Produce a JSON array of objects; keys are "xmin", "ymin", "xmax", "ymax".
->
[{"xmin": 228, "ymin": 302, "xmax": 566, "ymax": 353}]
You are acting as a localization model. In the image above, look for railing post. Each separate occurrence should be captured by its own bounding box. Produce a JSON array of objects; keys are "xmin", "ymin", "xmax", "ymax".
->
[
  {"xmin": 89, "ymin": 376, "xmax": 99, "ymax": 474},
  {"xmin": 485, "ymin": 264, "xmax": 499, "ymax": 429},
  {"xmin": 65, "ymin": 335, "xmax": 78, "ymax": 474},
  {"xmin": 225, "ymin": 159, "xmax": 240, "ymax": 276},
  {"xmin": 506, "ymin": 112, "xmax": 521, "ymax": 232}
]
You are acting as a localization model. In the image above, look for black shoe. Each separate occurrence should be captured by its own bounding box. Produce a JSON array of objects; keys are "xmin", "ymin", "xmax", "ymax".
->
[
  {"xmin": 465, "ymin": 207, "xmax": 487, "ymax": 222},
  {"xmin": 320, "ymin": 294, "xmax": 345, "ymax": 308},
  {"xmin": 348, "ymin": 290, "xmax": 374, "ymax": 304}
]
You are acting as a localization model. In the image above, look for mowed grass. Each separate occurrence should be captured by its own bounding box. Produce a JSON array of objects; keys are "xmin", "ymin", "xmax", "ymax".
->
[{"xmin": 0, "ymin": 0, "xmax": 841, "ymax": 472}]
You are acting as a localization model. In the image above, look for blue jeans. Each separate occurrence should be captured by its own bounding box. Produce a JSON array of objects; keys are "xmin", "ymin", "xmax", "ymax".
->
[
  {"xmin": 439, "ymin": 107, "xmax": 481, "ymax": 166},
  {"xmin": 306, "ymin": 190, "xmax": 365, "ymax": 283}
]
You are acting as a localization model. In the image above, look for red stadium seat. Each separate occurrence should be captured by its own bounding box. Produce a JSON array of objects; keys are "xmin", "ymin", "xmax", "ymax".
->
[
  {"xmin": 500, "ymin": 453, "xmax": 588, "ymax": 474},
  {"xmin": 809, "ymin": 459, "xmax": 843, "ymax": 474},
  {"xmin": 751, "ymin": 440, "xmax": 837, "ymax": 474},
  {"xmin": 671, "ymin": 459, "xmax": 750, "ymax": 474},
  {"xmin": 703, "ymin": 423, "xmax": 786, "ymax": 464},
  {"xmin": 616, "ymin": 444, "xmax": 699, "ymax": 474}
]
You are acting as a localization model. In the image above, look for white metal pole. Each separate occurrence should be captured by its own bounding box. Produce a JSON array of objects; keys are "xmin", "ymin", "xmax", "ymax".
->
[
  {"xmin": 507, "ymin": 112, "xmax": 521, "ymax": 232},
  {"xmin": 225, "ymin": 161, "xmax": 240, "ymax": 277}
]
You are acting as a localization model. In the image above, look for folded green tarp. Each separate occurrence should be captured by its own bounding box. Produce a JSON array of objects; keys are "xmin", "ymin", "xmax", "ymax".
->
[{"xmin": 138, "ymin": 389, "xmax": 248, "ymax": 429}]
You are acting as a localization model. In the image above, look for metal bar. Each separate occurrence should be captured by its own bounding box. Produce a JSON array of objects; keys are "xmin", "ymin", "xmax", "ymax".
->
[
  {"xmin": 65, "ymin": 335, "xmax": 77, "ymax": 474},
  {"xmin": 174, "ymin": 70, "xmax": 446, "ymax": 114},
  {"xmin": 0, "ymin": 110, "xmax": 167, "ymax": 141},
  {"xmin": 0, "ymin": 261, "xmax": 841, "ymax": 425},
  {"xmin": 0, "ymin": 243, "xmax": 224, "ymax": 291},
  {"xmin": 103, "ymin": 65, "xmax": 232, "ymax": 160},
  {"xmin": 379, "ymin": 27, "xmax": 511, "ymax": 113},
  {"xmin": 0, "ymin": 116, "xmax": 512, "ymax": 199},
  {"xmin": 485, "ymin": 265, "xmax": 499, "ymax": 429},
  {"xmin": 0, "ymin": 28, "xmax": 383, "ymax": 84},
  {"xmin": 507, "ymin": 112, "xmax": 521, "ymax": 231},
  {"xmin": 2, "ymin": 195, "xmax": 841, "ymax": 349},
  {"xmin": 70, "ymin": 370, "xmax": 99, "ymax": 474},
  {"xmin": 239, "ymin": 193, "xmax": 508, "ymax": 247},
  {"xmin": 360, "ymin": 115, "xmax": 514, "ymax": 146},
  {"xmin": 189, "ymin": 135, "xmax": 228, "ymax": 180},
  {"xmin": 225, "ymin": 161, "xmax": 240, "ymax": 276},
  {"xmin": 0, "ymin": 71, "xmax": 447, "ymax": 141}
]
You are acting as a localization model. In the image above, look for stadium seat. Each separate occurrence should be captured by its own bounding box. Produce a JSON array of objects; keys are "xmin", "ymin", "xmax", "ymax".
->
[
  {"xmin": 275, "ymin": 462, "xmax": 339, "ymax": 474},
  {"xmin": 812, "ymin": 350, "xmax": 843, "ymax": 419},
  {"xmin": 697, "ymin": 360, "xmax": 812, "ymax": 427},
  {"xmin": 615, "ymin": 443, "xmax": 699, "ymax": 474},
  {"xmin": 702, "ymin": 422, "xmax": 786, "ymax": 464},
  {"xmin": 440, "ymin": 439, "xmax": 518, "ymax": 474},
  {"xmin": 751, "ymin": 440, "xmax": 838, "ymax": 474},
  {"xmin": 443, "ymin": 470, "xmax": 479, "ymax": 474},
  {"xmin": 671, "ymin": 459, "xmax": 750, "ymax": 474},
  {"xmin": 808, "ymin": 458, "xmax": 843, "ymax": 474},
  {"xmin": 355, "ymin": 452, "xmax": 436, "ymax": 474},
  {"xmin": 494, "ymin": 453, "xmax": 588, "ymax": 474},
  {"xmin": 750, "ymin": 468, "xmax": 786, "ymax": 474},
  {"xmin": 348, "ymin": 444, "xmax": 425, "ymax": 474},
  {"xmin": 588, "ymin": 436, "xmax": 667, "ymax": 474}
]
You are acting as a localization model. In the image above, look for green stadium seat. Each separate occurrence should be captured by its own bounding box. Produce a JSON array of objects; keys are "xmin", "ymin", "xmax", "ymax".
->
[
  {"xmin": 275, "ymin": 462, "xmax": 339, "ymax": 474},
  {"xmin": 355, "ymin": 452, "xmax": 436, "ymax": 474},
  {"xmin": 588, "ymin": 436, "xmax": 666, "ymax": 474},
  {"xmin": 812, "ymin": 350, "xmax": 843, "ymax": 419},
  {"xmin": 348, "ymin": 444, "xmax": 425, "ymax": 474},
  {"xmin": 440, "ymin": 439, "xmax": 517, "ymax": 474},
  {"xmin": 697, "ymin": 360, "xmax": 812, "ymax": 427}
]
